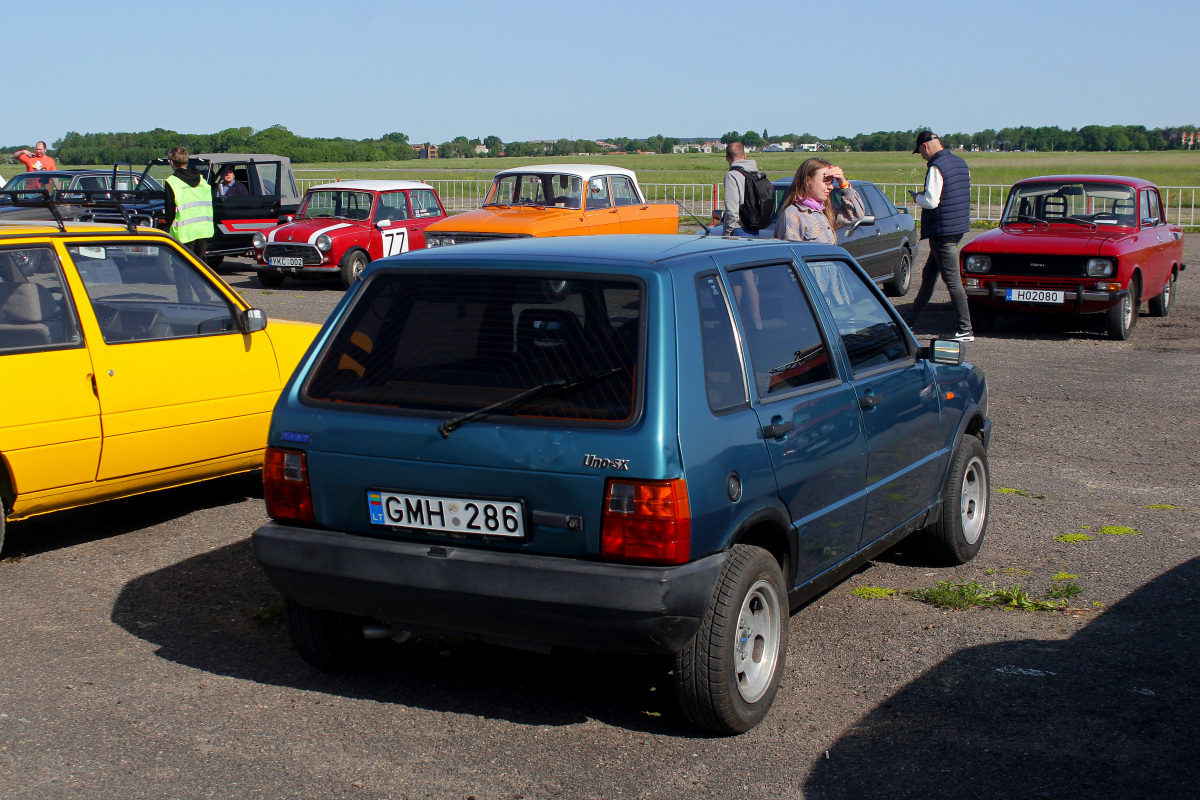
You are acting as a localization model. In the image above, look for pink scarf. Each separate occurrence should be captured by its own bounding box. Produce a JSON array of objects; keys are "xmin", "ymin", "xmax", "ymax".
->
[{"xmin": 800, "ymin": 197, "xmax": 824, "ymax": 212}]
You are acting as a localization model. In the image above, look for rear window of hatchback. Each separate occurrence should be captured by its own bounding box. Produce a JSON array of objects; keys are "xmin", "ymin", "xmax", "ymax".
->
[{"xmin": 304, "ymin": 270, "xmax": 644, "ymax": 425}]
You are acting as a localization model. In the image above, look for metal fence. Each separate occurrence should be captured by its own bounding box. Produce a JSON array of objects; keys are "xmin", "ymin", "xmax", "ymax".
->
[{"xmin": 294, "ymin": 172, "xmax": 1200, "ymax": 230}]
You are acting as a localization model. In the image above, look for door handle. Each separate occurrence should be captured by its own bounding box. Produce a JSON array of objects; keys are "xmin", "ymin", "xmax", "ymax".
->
[
  {"xmin": 762, "ymin": 420, "xmax": 795, "ymax": 438},
  {"xmin": 859, "ymin": 394, "xmax": 879, "ymax": 409}
]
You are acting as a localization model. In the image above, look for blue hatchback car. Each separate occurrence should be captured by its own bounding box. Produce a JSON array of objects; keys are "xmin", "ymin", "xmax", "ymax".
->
[{"xmin": 252, "ymin": 234, "xmax": 992, "ymax": 734}]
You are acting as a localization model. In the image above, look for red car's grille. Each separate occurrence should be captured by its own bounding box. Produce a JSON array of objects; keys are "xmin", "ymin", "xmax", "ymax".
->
[
  {"xmin": 988, "ymin": 254, "xmax": 1085, "ymax": 276},
  {"xmin": 264, "ymin": 244, "xmax": 322, "ymax": 265}
]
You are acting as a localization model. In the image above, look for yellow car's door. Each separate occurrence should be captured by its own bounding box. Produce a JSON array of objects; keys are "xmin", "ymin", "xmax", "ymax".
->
[
  {"xmin": 61, "ymin": 241, "xmax": 279, "ymax": 481},
  {"xmin": 0, "ymin": 245, "xmax": 101, "ymax": 515}
]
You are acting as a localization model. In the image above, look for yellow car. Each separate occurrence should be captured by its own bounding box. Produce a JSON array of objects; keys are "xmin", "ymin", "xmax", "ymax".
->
[{"xmin": 0, "ymin": 216, "xmax": 318, "ymax": 551}]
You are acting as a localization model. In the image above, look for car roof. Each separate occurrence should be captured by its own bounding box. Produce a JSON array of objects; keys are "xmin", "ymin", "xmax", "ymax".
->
[
  {"xmin": 1013, "ymin": 175, "xmax": 1157, "ymax": 189},
  {"xmin": 384, "ymin": 233, "xmax": 843, "ymax": 271},
  {"xmin": 494, "ymin": 164, "xmax": 639, "ymax": 182},
  {"xmin": 308, "ymin": 180, "xmax": 432, "ymax": 192},
  {"xmin": 0, "ymin": 220, "xmax": 167, "ymax": 239}
]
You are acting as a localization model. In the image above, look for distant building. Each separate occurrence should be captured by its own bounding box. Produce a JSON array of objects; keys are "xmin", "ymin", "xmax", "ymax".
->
[
  {"xmin": 412, "ymin": 143, "xmax": 439, "ymax": 159},
  {"xmin": 797, "ymin": 142, "xmax": 821, "ymax": 152},
  {"xmin": 474, "ymin": 144, "xmax": 489, "ymax": 155},
  {"xmin": 673, "ymin": 141, "xmax": 715, "ymax": 154}
]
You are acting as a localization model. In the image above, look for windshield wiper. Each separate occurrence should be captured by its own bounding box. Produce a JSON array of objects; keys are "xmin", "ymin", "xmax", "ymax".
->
[
  {"xmin": 1009, "ymin": 214, "xmax": 1048, "ymax": 227},
  {"xmin": 438, "ymin": 367, "xmax": 624, "ymax": 438},
  {"xmin": 1060, "ymin": 216, "xmax": 1097, "ymax": 229}
]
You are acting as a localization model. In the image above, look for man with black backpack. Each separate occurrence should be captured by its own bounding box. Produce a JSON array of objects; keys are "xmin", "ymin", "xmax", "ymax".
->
[{"xmin": 723, "ymin": 142, "xmax": 774, "ymax": 236}]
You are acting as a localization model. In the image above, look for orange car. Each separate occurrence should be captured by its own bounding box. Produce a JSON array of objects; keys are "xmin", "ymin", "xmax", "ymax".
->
[{"xmin": 424, "ymin": 164, "xmax": 677, "ymax": 246}]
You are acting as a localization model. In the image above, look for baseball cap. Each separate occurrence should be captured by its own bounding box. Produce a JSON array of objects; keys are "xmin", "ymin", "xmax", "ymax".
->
[{"xmin": 912, "ymin": 131, "xmax": 938, "ymax": 153}]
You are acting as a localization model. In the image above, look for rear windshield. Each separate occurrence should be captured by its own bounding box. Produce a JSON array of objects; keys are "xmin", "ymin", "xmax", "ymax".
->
[{"xmin": 305, "ymin": 271, "xmax": 642, "ymax": 423}]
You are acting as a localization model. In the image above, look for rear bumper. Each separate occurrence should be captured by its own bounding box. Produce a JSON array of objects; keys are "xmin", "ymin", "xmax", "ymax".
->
[{"xmin": 252, "ymin": 523, "xmax": 726, "ymax": 655}]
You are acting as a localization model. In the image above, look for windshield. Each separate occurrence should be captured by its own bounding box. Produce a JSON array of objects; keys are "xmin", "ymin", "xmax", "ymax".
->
[
  {"xmin": 1003, "ymin": 181, "xmax": 1138, "ymax": 227},
  {"xmin": 298, "ymin": 190, "xmax": 374, "ymax": 220},
  {"xmin": 304, "ymin": 271, "xmax": 642, "ymax": 423},
  {"xmin": 5, "ymin": 173, "xmax": 68, "ymax": 191},
  {"xmin": 485, "ymin": 173, "xmax": 584, "ymax": 210}
]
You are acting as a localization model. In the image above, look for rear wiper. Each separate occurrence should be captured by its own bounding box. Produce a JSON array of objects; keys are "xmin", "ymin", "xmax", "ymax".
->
[
  {"xmin": 1061, "ymin": 216, "xmax": 1097, "ymax": 229},
  {"xmin": 1010, "ymin": 214, "xmax": 1048, "ymax": 227},
  {"xmin": 438, "ymin": 367, "xmax": 624, "ymax": 438}
]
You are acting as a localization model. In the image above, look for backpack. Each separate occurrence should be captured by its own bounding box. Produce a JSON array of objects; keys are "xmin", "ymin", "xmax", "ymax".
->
[{"xmin": 732, "ymin": 166, "xmax": 775, "ymax": 233}]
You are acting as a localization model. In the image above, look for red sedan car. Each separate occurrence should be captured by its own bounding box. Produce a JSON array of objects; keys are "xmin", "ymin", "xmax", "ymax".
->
[
  {"xmin": 960, "ymin": 175, "xmax": 1185, "ymax": 339},
  {"xmin": 252, "ymin": 181, "xmax": 447, "ymax": 288}
]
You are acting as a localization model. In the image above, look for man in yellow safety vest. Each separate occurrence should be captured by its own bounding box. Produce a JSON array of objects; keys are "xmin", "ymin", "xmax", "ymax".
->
[{"xmin": 163, "ymin": 146, "xmax": 214, "ymax": 259}]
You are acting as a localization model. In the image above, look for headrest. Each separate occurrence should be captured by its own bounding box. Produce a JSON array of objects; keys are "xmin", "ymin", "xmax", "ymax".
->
[{"xmin": 0, "ymin": 282, "xmax": 55, "ymax": 324}]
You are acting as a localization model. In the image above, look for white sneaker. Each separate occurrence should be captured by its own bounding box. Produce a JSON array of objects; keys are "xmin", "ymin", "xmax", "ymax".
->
[{"xmin": 951, "ymin": 331, "xmax": 975, "ymax": 342}]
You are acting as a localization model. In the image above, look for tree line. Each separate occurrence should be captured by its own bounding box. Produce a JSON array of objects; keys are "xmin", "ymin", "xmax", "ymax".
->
[{"xmin": 4, "ymin": 123, "xmax": 1195, "ymax": 165}]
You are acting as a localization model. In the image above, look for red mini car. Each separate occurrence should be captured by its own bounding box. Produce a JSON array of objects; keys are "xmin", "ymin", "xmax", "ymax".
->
[
  {"xmin": 960, "ymin": 175, "xmax": 1185, "ymax": 340},
  {"xmin": 252, "ymin": 181, "xmax": 447, "ymax": 288}
]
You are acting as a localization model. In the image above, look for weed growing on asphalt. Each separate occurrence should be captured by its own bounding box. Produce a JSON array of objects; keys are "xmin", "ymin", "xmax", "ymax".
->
[
  {"xmin": 1052, "ymin": 572, "xmax": 1079, "ymax": 581},
  {"xmin": 907, "ymin": 579, "xmax": 1073, "ymax": 612},
  {"xmin": 851, "ymin": 586, "xmax": 897, "ymax": 599},
  {"xmin": 1100, "ymin": 525, "xmax": 1141, "ymax": 536},
  {"xmin": 1046, "ymin": 582, "xmax": 1083, "ymax": 599},
  {"xmin": 1055, "ymin": 533, "xmax": 1094, "ymax": 543},
  {"xmin": 1145, "ymin": 504, "xmax": 1177, "ymax": 509},
  {"xmin": 997, "ymin": 487, "xmax": 1046, "ymax": 499},
  {"xmin": 251, "ymin": 604, "xmax": 284, "ymax": 628}
]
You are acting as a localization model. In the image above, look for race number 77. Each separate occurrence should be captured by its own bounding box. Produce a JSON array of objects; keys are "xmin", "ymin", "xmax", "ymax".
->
[{"xmin": 381, "ymin": 228, "xmax": 408, "ymax": 257}]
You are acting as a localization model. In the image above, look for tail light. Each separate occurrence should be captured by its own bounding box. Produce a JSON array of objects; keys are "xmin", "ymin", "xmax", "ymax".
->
[
  {"xmin": 263, "ymin": 446, "xmax": 315, "ymax": 524},
  {"xmin": 601, "ymin": 478, "xmax": 690, "ymax": 565}
]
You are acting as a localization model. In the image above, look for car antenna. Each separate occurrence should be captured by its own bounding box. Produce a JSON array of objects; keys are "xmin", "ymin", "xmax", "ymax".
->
[{"xmin": 667, "ymin": 190, "xmax": 711, "ymax": 237}]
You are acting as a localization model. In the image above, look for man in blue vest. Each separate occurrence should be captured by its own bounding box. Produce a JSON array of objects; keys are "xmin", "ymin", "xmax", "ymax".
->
[{"xmin": 905, "ymin": 131, "xmax": 973, "ymax": 341}]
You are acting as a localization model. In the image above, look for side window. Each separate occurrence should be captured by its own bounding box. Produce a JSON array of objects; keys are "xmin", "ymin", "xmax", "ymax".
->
[
  {"xmin": 1142, "ymin": 190, "xmax": 1162, "ymax": 225},
  {"xmin": 806, "ymin": 259, "xmax": 908, "ymax": 372},
  {"xmin": 410, "ymin": 189, "xmax": 443, "ymax": 218},
  {"xmin": 375, "ymin": 192, "xmax": 410, "ymax": 222},
  {"xmin": 611, "ymin": 176, "xmax": 640, "ymax": 207},
  {"xmin": 0, "ymin": 247, "xmax": 82, "ymax": 353},
  {"xmin": 859, "ymin": 184, "xmax": 893, "ymax": 218},
  {"xmin": 695, "ymin": 274, "xmax": 747, "ymax": 411},
  {"xmin": 254, "ymin": 163, "xmax": 280, "ymax": 196},
  {"xmin": 836, "ymin": 185, "xmax": 873, "ymax": 217},
  {"xmin": 67, "ymin": 243, "xmax": 239, "ymax": 344},
  {"xmin": 733, "ymin": 263, "xmax": 834, "ymax": 397},
  {"xmin": 586, "ymin": 177, "xmax": 611, "ymax": 210}
]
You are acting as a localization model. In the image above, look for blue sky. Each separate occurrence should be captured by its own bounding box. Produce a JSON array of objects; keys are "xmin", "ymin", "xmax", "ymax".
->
[{"xmin": 10, "ymin": 0, "xmax": 1196, "ymax": 147}]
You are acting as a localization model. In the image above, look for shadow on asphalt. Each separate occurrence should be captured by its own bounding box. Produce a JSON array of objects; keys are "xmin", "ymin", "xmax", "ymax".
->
[
  {"xmin": 111, "ymin": 538, "xmax": 695, "ymax": 735},
  {"xmin": 804, "ymin": 556, "xmax": 1200, "ymax": 799},
  {"xmin": 3, "ymin": 473, "xmax": 263, "ymax": 557}
]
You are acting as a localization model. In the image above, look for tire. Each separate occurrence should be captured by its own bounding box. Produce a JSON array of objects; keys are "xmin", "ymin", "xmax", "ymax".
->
[
  {"xmin": 205, "ymin": 254, "xmax": 225, "ymax": 269},
  {"xmin": 1105, "ymin": 275, "xmax": 1140, "ymax": 340},
  {"xmin": 257, "ymin": 271, "xmax": 285, "ymax": 289},
  {"xmin": 968, "ymin": 301, "xmax": 996, "ymax": 334},
  {"xmin": 922, "ymin": 435, "xmax": 989, "ymax": 565},
  {"xmin": 1147, "ymin": 272, "xmax": 1175, "ymax": 318},
  {"xmin": 340, "ymin": 250, "xmax": 369, "ymax": 289},
  {"xmin": 285, "ymin": 600, "xmax": 399, "ymax": 672},
  {"xmin": 674, "ymin": 545, "xmax": 788, "ymax": 734},
  {"xmin": 0, "ymin": 496, "xmax": 6, "ymax": 555},
  {"xmin": 883, "ymin": 246, "xmax": 912, "ymax": 297}
]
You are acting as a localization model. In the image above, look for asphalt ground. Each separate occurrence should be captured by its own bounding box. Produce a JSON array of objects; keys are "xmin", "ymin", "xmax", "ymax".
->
[{"xmin": 2, "ymin": 234, "xmax": 1197, "ymax": 800}]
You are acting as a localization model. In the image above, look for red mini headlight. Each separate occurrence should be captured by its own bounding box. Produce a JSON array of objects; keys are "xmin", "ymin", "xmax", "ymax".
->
[
  {"xmin": 601, "ymin": 478, "xmax": 691, "ymax": 565},
  {"xmin": 263, "ymin": 446, "xmax": 315, "ymax": 524}
]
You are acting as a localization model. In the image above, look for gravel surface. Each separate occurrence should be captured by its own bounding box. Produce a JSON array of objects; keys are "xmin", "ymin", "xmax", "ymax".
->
[{"xmin": 1, "ymin": 234, "xmax": 1196, "ymax": 799}]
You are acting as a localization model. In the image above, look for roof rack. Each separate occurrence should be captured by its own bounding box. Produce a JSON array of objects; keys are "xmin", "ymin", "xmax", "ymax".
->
[{"xmin": 0, "ymin": 188, "xmax": 154, "ymax": 234}]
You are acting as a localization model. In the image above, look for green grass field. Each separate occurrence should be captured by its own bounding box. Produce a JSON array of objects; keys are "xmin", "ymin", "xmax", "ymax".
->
[
  {"xmin": 5, "ymin": 151, "xmax": 1197, "ymax": 187},
  {"xmin": 280, "ymin": 151, "xmax": 1200, "ymax": 189}
]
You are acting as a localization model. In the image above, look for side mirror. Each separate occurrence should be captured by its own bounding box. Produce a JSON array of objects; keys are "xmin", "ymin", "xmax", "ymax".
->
[
  {"xmin": 712, "ymin": 209, "xmax": 726, "ymax": 223},
  {"xmin": 376, "ymin": 219, "xmax": 391, "ymax": 229},
  {"xmin": 278, "ymin": 215, "xmax": 293, "ymax": 224},
  {"xmin": 239, "ymin": 308, "xmax": 268, "ymax": 333},
  {"xmin": 850, "ymin": 215, "xmax": 877, "ymax": 231},
  {"xmin": 921, "ymin": 338, "xmax": 964, "ymax": 365}
]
